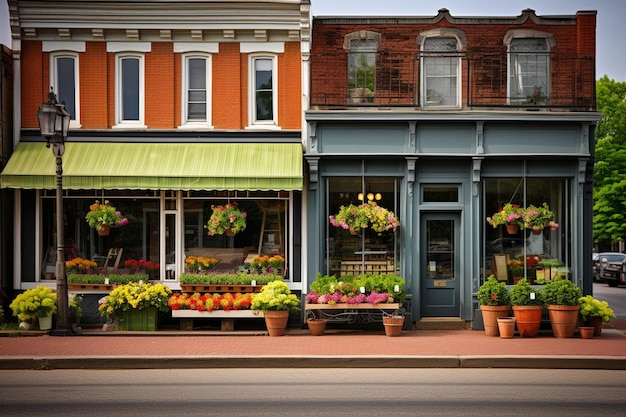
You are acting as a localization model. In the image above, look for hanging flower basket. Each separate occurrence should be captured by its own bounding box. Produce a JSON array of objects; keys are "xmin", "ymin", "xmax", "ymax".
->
[
  {"xmin": 205, "ymin": 202, "xmax": 247, "ymax": 236},
  {"xmin": 486, "ymin": 203, "xmax": 524, "ymax": 231},
  {"xmin": 85, "ymin": 200, "xmax": 128, "ymax": 233},
  {"xmin": 329, "ymin": 201, "xmax": 399, "ymax": 234},
  {"xmin": 522, "ymin": 203, "xmax": 559, "ymax": 232}
]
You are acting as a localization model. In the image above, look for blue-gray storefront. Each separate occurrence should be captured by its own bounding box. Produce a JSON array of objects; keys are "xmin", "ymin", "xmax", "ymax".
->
[{"xmin": 304, "ymin": 111, "xmax": 598, "ymax": 328}]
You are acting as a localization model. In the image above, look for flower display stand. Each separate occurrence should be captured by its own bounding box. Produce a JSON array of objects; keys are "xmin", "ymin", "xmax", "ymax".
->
[
  {"xmin": 172, "ymin": 309, "xmax": 264, "ymax": 331},
  {"xmin": 305, "ymin": 303, "xmax": 402, "ymax": 325},
  {"xmin": 179, "ymin": 284, "xmax": 263, "ymax": 294},
  {"xmin": 117, "ymin": 307, "xmax": 158, "ymax": 331}
]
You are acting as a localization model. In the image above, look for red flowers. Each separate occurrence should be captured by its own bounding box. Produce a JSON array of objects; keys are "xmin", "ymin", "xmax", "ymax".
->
[{"xmin": 168, "ymin": 292, "xmax": 253, "ymax": 311}]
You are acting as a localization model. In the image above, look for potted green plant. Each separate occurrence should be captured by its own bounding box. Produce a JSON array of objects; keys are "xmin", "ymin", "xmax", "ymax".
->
[
  {"xmin": 98, "ymin": 282, "xmax": 172, "ymax": 331},
  {"xmin": 205, "ymin": 202, "xmax": 247, "ymax": 236},
  {"xmin": 329, "ymin": 201, "xmax": 399, "ymax": 234},
  {"xmin": 522, "ymin": 203, "xmax": 559, "ymax": 233},
  {"xmin": 509, "ymin": 278, "xmax": 544, "ymax": 338},
  {"xmin": 477, "ymin": 275, "xmax": 510, "ymax": 337},
  {"xmin": 542, "ymin": 278, "xmax": 582, "ymax": 338},
  {"xmin": 486, "ymin": 203, "xmax": 524, "ymax": 234},
  {"xmin": 526, "ymin": 85, "xmax": 547, "ymax": 105},
  {"xmin": 251, "ymin": 280, "xmax": 301, "ymax": 336},
  {"xmin": 85, "ymin": 200, "xmax": 128, "ymax": 236},
  {"xmin": 9, "ymin": 286, "xmax": 57, "ymax": 330},
  {"xmin": 578, "ymin": 295, "xmax": 614, "ymax": 337}
]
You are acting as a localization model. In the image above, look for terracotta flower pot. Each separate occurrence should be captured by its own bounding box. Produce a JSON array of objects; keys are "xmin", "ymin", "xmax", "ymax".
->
[
  {"xmin": 582, "ymin": 316, "xmax": 603, "ymax": 337},
  {"xmin": 497, "ymin": 317, "xmax": 516, "ymax": 339},
  {"xmin": 578, "ymin": 326, "xmax": 594, "ymax": 339},
  {"xmin": 547, "ymin": 305, "xmax": 580, "ymax": 338},
  {"xmin": 506, "ymin": 224, "xmax": 519, "ymax": 234},
  {"xmin": 382, "ymin": 315, "xmax": 404, "ymax": 337},
  {"xmin": 264, "ymin": 310, "xmax": 290, "ymax": 337},
  {"xmin": 98, "ymin": 224, "xmax": 111, "ymax": 236},
  {"xmin": 512, "ymin": 305, "xmax": 543, "ymax": 338},
  {"xmin": 480, "ymin": 305, "xmax": 510, "ymax": 337},
  {"xmin": 306, "ymin": 318, "xmax": 328, "ymax": 336}
]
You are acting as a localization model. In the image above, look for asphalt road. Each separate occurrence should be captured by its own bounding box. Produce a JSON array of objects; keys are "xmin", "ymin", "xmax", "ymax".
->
[{"xmin": 2, "ymin": 368, "xmax": 626, "ymax": 416}]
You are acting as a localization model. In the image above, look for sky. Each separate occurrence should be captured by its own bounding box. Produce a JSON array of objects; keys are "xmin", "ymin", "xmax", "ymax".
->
[{"xmin": 0, "ymin": 0, "xmax": 623, "ymax": 81}]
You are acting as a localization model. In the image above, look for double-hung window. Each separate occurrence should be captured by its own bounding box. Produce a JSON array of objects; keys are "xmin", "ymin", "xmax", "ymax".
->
[
  {"xmin": 182, "ymin": 54, "xmax": 211, "ymax": 127},
  {"xmin": 112, "ymin": 53, "xmax": 146, "ymax": 128},
  {"xmin": 508, "ymin": 38, "xmax": 550, "ymax": 104},
  {"xmin": 421, "ymin": 37, "xmax": 460, "ymax": 108},
  {"xmin": 250, "ymin": 55, "xmax": 277, "ymax": 126},
  {"xmin": 50, "ymin": 53, "xmax": 80, "ymax": 126},
  {"xmin": 44, "ymin": 42, "xmax": 85, "ymax": 128},
  {"xmin": 345, "ymin": 31, "xmax": 380, "ymax": 103}
]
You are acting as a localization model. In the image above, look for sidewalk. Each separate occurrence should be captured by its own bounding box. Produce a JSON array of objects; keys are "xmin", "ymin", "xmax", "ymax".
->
[{"xmin": 1, "ymin": 326, "xmax": 625, "ymax": 370}]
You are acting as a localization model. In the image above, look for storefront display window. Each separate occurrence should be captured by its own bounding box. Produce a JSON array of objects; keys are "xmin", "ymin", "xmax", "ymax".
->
[
  {"xmin": 39, "ymin": 191, "xmax": 290, "ymax": 281},
  {"xmin": 483, "ymin": 177, "xmax": 570, "ymax": 284},
  {"xmin": 325, "ymin": 177, "xmax": 400, "ymax": 277}
]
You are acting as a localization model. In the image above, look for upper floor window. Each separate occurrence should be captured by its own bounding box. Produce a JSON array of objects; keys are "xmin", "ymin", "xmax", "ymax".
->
[
  {"xmin": 50, "ymin": 53, "xmax": 80, "ymax": 126},
  {"xmin": 114, "ymin": 54, "xmax": 145, "ymax": 128},
  {"xmin": 249, "ymin": 55, "xmax": 277, "ymax": 127},
  {"xmin": 181, "ymin": 54, "xmax": 212, "ymax": 127},
  {"xmin": 508, "ymin": 38, "xmax": 550, "ymax": 105},
  {"xmin": 421, "ymin": 37, "xmax": 460, "ymax": 108},
  {"xmin": 345, "ymin": 31, "xmax": 380, "ymax": 104}
]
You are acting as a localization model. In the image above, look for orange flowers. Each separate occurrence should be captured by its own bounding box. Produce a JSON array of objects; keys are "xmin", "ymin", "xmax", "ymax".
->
[{"xmin": 168, "ymin": 292, "xmax": 253, "ymax": 312}]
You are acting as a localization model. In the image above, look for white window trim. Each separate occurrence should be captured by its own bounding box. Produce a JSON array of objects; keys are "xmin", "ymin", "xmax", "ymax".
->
[
  {"xmin": 113, "ymin": 53, "xmax": 146, "ymax": 129},
  {"xmin": 49, "ymin": 52, "xmax": 81, "ymax": 128},
  {"xmin": 247, "ymin": 54, "xmax": 280, "ymax": 130},
  {"xmin": 179, "ymin": 53, "xmax": 213, "ymax": 129},
  {"xmin": 418, "ymin": 29, "xmax": 466, "ymax": 110},
  {"xmin": 42, "ymin": 41, "xmax": 85, "ymax": 53}
]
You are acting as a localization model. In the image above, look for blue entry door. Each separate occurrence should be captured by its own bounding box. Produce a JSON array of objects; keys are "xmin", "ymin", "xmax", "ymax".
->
[{"xmin": 420, "ymin": 213, "xmax": 461, "ymax": 317}]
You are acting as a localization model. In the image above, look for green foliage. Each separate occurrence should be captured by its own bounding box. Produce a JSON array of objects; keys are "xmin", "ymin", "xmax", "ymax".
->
[
  {"xmin": 509, "ymin": 278, "xmax": 543, "ymax": 306},
  {"xmin": 578, "ymin": 295, "xmax": 615, "ymax": 323},
  {"xmin": 309, "ymin": 273, "xmax": 405, "ymax": 302},
  {"xmin": 594, "ymin": 77, "xmax": 626, "ymax": 245},
  {"xmin": 85, "ymin": 200, "xmax": 126, "ymax": 230},
  {"xmin": 9, "ymin": 286, "xmax": 57, "ymax": 322},
  {"xmin": 67, "ymin": 273, "xmax": 149, "ymax": 285},
  {"xmin": 251, "ymin": 280, "xmax": 301, "ymax": 313},
  {"xmin": 179, "ymin": 273, "xmax": 280, "ymax": 285},
  {"xmin": 477, "ymin": 276, "xmax": 510, "ymax": 306},
  {"xmin": 541, "ymin": 278, "xmax": 582, "ymax": 306}
]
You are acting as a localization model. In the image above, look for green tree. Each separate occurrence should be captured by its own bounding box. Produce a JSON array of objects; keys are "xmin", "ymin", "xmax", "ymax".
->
[{"xmin": 594, "ymin": 76, "xmax": 626, "ymax": 247}]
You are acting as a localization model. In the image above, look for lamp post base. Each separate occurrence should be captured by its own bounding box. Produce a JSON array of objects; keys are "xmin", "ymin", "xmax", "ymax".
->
[{"xmin": 49, "ymin": 329, "xmax": 73, "ymax": 336}]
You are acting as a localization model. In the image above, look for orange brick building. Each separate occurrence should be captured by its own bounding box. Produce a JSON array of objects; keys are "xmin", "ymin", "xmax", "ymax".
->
[{"xmin": 2, "ymin": 0, "xmax": 309, "ymax": 326}]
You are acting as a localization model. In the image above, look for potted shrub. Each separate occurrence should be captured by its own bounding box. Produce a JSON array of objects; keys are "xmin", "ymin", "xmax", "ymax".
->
[
  {"xmin": 486, "ymin": 203, "xmax": 524, "ymax": 234},
  {"xmin": 205, "ymin": 202, "xmax": 247, "ymax": 236},
  {"xmin": 509, "ymin": 278, "xmax": 544, "ymax": 337},
  {"xmin": 98, "ymin": 282, "xmax": 172, "ymax": 331},
  {"xmin": 9, "ymin": 286, "xmax": 57, "ymax": 330},
  {"xmin": 578, "ymin": 295, "xmax": 615, "ymax": 337},
  {"xmin": 251, "ymin": 280, "xmax": 301, "ymax": 336},
  {"xmin": 542, "ymin": 278, "xmax": 582, "ymax": 338},
  {"xmin": 477, "ymin": 275, "xmax": 510, "ymax": 336},
  {"xmin": 85, "ymin": 200, "xmax": 128, "ymax": 236}
]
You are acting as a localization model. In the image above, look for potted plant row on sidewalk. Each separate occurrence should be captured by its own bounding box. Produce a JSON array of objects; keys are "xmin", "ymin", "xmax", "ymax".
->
[{"xmin": 478, "ymin": 275, "xmax": 612, "ymax": 338}]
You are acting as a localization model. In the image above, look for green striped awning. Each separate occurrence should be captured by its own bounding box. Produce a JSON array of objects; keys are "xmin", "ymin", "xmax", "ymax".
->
[{"xmin": 0, "ymin": 142, "xmax": 303, "ymax": 191}]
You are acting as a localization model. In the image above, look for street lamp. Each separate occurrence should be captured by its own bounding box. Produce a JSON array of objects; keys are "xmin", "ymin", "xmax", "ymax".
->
[{"xmin": 37, "ymin": 88, "xmax": 72, "ymax": 336}]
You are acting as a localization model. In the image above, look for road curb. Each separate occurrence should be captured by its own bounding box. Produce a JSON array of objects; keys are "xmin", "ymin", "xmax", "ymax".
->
[{"xmin": 2, "ymin": 355, "xmax": 625, "ymax": 370}]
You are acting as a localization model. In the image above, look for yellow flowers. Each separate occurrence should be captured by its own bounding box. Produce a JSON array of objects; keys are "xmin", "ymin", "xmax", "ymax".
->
[{"xmin": 98, "ymin": 282, "xmax": 172, "ymax": 317}]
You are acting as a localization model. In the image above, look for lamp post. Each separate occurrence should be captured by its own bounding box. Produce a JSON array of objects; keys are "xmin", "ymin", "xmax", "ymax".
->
[{"xmin": 37, "ymin": 88, "xmax": 72, "ymax": 336}]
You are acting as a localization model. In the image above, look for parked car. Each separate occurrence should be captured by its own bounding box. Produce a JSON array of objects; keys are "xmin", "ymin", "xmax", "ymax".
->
[
  {"xmin": 595, "ymin": 252, "xmax": 626, "ymax": 287},
  {"xmin": 592, "ymin": 252, "xmax": 599, "ymax": 281}
]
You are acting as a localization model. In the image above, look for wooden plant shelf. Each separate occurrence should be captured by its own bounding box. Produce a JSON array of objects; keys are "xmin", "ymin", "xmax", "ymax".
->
[{"xmin": 179, "ymin": 284, "xmax": 263, "ymax": 293}]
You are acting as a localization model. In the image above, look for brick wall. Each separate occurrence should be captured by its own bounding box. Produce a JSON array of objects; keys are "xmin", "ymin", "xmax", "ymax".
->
[{"xmin": 20, "ymin": 40, "xmax": 302, "ymax": 130}]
